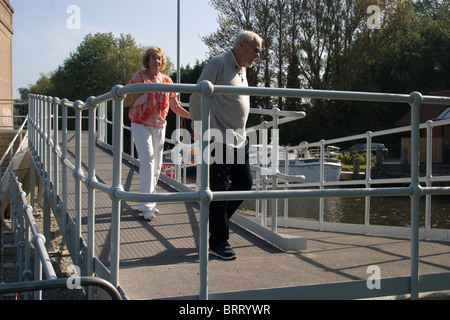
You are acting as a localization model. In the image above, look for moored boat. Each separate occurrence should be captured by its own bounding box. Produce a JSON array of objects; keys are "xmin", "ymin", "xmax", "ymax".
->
[{"xmin": 249, "ymin": 144, "xmax": 342, "ymax": 183}]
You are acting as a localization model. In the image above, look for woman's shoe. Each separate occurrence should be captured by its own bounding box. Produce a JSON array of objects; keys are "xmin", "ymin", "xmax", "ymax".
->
[{"xmin": 143, "ymin": 210, "xmax": 155, "ymax": 221}]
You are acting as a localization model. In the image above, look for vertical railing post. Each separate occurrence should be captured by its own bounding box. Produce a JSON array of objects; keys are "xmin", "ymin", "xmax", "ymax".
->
[
  {"xmin": 73, "ymin": 100, "xmax": 84, "ymax": 267},
  {"xmin": 198, "ymin": 81, "xmax": 213, "ymax": 300},
  {"xmin": 60, "ymin": 99, "xmax": 69, "ymax": 246},
  {"xmin": 271, "ymin": 109, "xmax": 279, "ymax": 233},
  {"xmin": 85, "ymin": 96, "xmax": 98, "ymax": 299},
  {"xmin": 41, "ymin": 96, "xmax": 46, "ymax": 179},
  {"xmin": 98, "ymin": 102, "xmax": 107, "ymax": 144},
  {"xmin": 102, "ymin": 101, "xmax": 110, "ymax": 145},
  {"xmin": 364, "ymin": 133, "xmax": 373, "ymax": 229},
  {"xmin": 283, "ymin": 147, "xmax": 289, "ymax": 220},
  {"xmin": 409, "ymin": 91, "xmax": 423, "ymax": 300},
  {"xmin": 23, "ymin": 207, "xmax": 32, "ymax": 300},
  {"xmin": 40, "ymin": 96, "xmax": 46, "ymax": 181},
  {"xmin": 46, "ymin": 96, "xmax": 52, "ymax": 194},
  {"xmin": 260, "ymin": 128, "xmax": 268, "ymax": 228},
  {"xmin": 43, "ymin": 97, "xmax": 53, "ymax": 253},
  {"xmin": 176, "ymin": 0, "xmax": 182, "ymax": 182},
  {"xmin": 12, "ymin": 172, "xmax": 24, "ymax": 282},
  {"xmin": 319, "ymin": 139, "xmax": 325, "ymax": 228},
  {"xmin": 28, "ymin": 95, "xmax": 37, "ymax": 225},
  {"xmin": 425, "ymin": 120, "xmax": 433, "ymax": 231},
  {"xmin": 33, "ymin": 247, "xmax": 42, "ymax": 300},
  {"xmin": 52, "ymin": 98, "xmax": 60, "ymax": 218},
  {"xmin": 110, "ymin": 86, "xmax": 125, "ymax": 289},
  {"xmin": 36, "ymin": 96, "xmax": 42, "ymax": 178}
]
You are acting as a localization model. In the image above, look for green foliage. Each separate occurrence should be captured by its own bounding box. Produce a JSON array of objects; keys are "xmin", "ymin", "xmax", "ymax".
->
[
  {"xmin": 338, "ymin": 152, "xmax": 376, "ymax": 167},
  {"xmin": 170, "ymin": 60, "xmax": 206, "ymax": 102},
  {"xmin": 377, "ymin": 3, "xmax": 450, "ymax": 93},
  {"xmin": 28, "ymin": 72, "xmax": 54, "ymax": 96},
  {"xmin": 54, "ymin": 33, "xmax": 144, "ymax": 101},
  {"xmin": 25, "ymin": 33, "xmax": 144, "ymax": 101},
  {"xmin": 204, "ymin": 0, "xmax": 450, "ymax": 148}
]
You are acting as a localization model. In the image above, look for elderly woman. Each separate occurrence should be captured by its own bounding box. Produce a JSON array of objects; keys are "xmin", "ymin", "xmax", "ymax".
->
[{"xmin": 124, "ymin": 46, "xmax": 190, "ymax": 221}]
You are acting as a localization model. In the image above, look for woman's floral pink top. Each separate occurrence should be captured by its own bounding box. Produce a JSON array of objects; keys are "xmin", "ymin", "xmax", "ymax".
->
[{"xmin": 127, "ymin": 70, "xmax": 177, "ymax": 127}]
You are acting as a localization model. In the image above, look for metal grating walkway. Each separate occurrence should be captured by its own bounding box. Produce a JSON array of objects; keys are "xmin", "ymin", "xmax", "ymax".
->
[{"xmin": 60, "ymin": 133, "xmax": 450, "ymax": 300}]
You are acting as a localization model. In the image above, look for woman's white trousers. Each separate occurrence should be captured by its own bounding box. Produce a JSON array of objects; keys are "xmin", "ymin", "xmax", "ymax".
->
[{"xmin": 131, "ymin": 123, "xmax": 166, "ymax": 212}]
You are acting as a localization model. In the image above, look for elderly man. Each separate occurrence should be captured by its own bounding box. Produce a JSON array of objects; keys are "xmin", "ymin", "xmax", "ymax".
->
[{"xmin": 189, "ymin": 30, "xmax": 263, "ymax": 260}]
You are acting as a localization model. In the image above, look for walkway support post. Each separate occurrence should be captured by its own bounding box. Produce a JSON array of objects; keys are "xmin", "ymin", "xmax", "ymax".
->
[
  {"xmin": 199, "ymin": 81, "xmax": 213, "ymax": 300},
  {"xmin": 110, "ymin": 85, "xmax": 125, "ymax": 289},
  {"xmin": 73, "ymin": 100, "xmax": 84, "ymax": 267},
  {"xmin": 86, "ymin": 96, "xmax": 99, "ymax": 299},
  {"xmin": 409, "ymin": 91, "xmax": 423, "ymax": 300}
]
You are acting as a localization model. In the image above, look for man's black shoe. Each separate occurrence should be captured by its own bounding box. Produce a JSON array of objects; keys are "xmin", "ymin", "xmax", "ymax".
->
[{"xmin": 210, "ymin": 242, "xmax": 237, "ymax": 260}]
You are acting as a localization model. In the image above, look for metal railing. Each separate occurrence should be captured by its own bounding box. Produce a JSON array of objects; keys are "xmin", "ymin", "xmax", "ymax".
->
[
  {"xmin": 1, "ymin": 120, "xmax": 56, "ymax": 300},
  {"xmin": 0, "ymin": 116, "xmax": 121, "ymax": 300},
  {"xmin": 0, "ymin": 117, "xmax": 28, "ymax": 178},
  {"xmin": 25, "ymin": 83, "xmax": 450, "ymax": 300},
  {"xmin": 248, "ymin": 118, "xmax": 450, "ymax": 239},
  {"xmin": 0, "ymin": 277, "xmax": 122, "ymax": 300}
]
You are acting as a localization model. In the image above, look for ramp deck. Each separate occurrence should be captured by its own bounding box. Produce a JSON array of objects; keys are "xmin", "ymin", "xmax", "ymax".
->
[{"xmin": 60, "ymin": 134, "xmax": 449, "ymax": 300}]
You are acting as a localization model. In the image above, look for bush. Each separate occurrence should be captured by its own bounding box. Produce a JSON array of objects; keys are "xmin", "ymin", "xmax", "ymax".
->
[{"xmin": 338, "ymin": 153, "xmax": 375, "ymax": 166}]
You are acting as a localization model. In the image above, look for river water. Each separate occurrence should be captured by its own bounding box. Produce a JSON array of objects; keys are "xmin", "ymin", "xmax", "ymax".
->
[
  {"xmin": 184, "ymin": 173, "xmax": 450, "ymax": 229},
  {"xmin": 240, "ymin": 194, "xmax": 450, "ymax": 229}
]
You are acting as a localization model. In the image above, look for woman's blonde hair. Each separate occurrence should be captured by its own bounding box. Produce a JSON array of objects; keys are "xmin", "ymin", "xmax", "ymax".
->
[{"xmin": 142, "ymin": 46, "xmax": 166, "ymax": 70}]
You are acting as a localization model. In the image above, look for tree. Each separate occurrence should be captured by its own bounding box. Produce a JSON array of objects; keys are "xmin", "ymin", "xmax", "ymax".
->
[
  {"xmin": 164, "ymin": 60, "xmax": 208, "ymax": 139},
  {"xmin": 170, "ymin": 60, "xmax": 206, "ymax": 103},
  {"xmin": 253, "ymin": 0, "xmax": 275, "ymax": 109},
  {"xmin": 25, "ymin": 32, "xmax": 177, "ymax": 102},
  {"xmin": 285, "ymin": 0, "xmax": 303, "ymax": 111},
  {"xmin": 27, "ymin": 72, "xmax": 54, "ymax": 96},
  {"xmin": 202, "ymin": 0, "xmax": 442, "ymax": 145},
  {"xmin": 378, "ymin": 1, "xmax": 450, "ymax": 94},
  {"xmin": 48, "ymin": 33, "xmax": 143, "ymax": 101},
  {"xmin": 203, "ymin": 1, "xmax": 376, "ymax": 102}
]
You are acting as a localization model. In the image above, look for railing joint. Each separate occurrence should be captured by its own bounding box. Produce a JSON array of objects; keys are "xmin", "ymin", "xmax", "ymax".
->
[
  {"xmin": 111, "ymin": 84, "xmax": 125, "ymax": 100},
  {"xmin": 31, "ymin": 233, "xmax": 46, "ymax": 247},
  {"xmin": 85, "ymin": 177, "xmax": 98, "ymax": 190},
  {"xmin": 73, "ymin": 100, "xmax": 86, "ymax": 111},
  {"xmin": 198, "ymin": 80, "xmax": 214, "ymax": 96},
  {"xmin": 198, "ymin": 188, "xmax": 213, "ymax": 206},
  {"xmin": 409, "ymin": 184, "xmax": 423, "ymax": 198},
  {"xmin": 108, "ymin": 186, "xmax": 124, "ymax": 200},
  {"xmin": 85, "ymin": 96, "xmax": 98, "ymax": 108},
  {"xmin": 409, "ymin": 91, "xmax": 424, "ymax": 106}
]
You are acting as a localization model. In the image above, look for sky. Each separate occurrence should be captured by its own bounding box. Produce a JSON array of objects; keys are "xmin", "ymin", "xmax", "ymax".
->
[{"xmin": 10, "ymin": 0, "xmax": 219, "ymax": 99}]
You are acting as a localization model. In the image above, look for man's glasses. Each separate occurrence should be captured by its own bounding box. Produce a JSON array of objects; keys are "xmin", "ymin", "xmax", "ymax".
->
[{"xmin": 245, "ymin": 42, "xmax": 262, "ymax": 55}]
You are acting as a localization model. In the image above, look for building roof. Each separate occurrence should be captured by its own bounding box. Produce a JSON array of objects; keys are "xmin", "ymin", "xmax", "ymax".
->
[{"xmin": 395, "ymin": 91, "xmax": 450, "ymax": 127}]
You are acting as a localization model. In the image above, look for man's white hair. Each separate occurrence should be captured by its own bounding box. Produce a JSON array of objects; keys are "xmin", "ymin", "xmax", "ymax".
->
[{"xmin": 233, "ymin": 30, "xmax": 262, "ymax": 48}]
